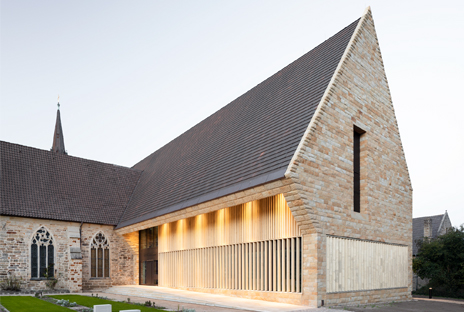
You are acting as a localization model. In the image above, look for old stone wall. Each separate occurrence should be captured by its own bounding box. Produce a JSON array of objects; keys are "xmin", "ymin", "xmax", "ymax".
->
[
  {"xmin": 284, "ymin": 8, "xmax": 412, "ymax": 307},
  {"xmin": 0, "ymin": 216, "xmax": 79, "ymax": 291},
  {"xmin": 80, "ymin": 224, "xmax": 138, "ymax": 290},
  {"xmin": 0, "ymin": 216, "xmax": 137, "ymax": 292}
]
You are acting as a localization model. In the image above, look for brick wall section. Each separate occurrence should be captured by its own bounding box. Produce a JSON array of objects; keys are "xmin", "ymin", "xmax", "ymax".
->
[
  {"xmin": 67, "ymin": 228, "xmax": 82, "ymax": 292},
  {"xmin": 68, "ymin": 259, "xmax": 82, "ymax": 292},
  {"xmin": 0, "ymin": 216, "xmax": 138, "ymax": 292},
  {"xmin": 284, "ymin": 8, "xmax": 412, "ymax": 307}
]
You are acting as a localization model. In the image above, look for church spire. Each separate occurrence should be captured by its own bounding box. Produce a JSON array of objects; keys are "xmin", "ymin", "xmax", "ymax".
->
[{"xmin": 51, "ymin": 100, "xmax": 67, "ymax": 155}]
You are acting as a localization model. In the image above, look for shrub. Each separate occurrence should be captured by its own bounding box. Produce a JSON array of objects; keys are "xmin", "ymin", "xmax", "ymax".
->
[
  {"xmin": 413, "ymin": 224, "xmax": 464, "ymax": 297},
  {"xmin": 56, "ymin": 299, "xmax": 70, "ymax": 307},
  {"xmin": 0, "ymin": 272, "xmax": 22, "ymax": 291}
]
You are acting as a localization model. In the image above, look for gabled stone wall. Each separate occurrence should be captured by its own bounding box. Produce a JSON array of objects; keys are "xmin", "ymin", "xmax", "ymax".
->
[{"xmin": 284, "ymin": 8, "xmax": 412, "ymax": 307}]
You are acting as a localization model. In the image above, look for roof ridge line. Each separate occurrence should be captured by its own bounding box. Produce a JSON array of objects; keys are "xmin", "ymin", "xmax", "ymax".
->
[
  {"xmin": 1, "ymin": 140, "xmax": 140, "ymax": 170},
  {"xmin": 116, "ymin": 169, "xmax": 145, "ymax": 228},
  {"xmin": 284, "ymin": 7, "xmax": 370, "ymax": 178}
]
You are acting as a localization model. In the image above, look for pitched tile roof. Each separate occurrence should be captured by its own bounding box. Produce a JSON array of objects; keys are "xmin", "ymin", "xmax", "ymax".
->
[
  {"xmin": 117, "ymin": 18, "xmax": 360, "ymax": 228},
  {"xmin": 412, "ymin": 214, "xmax": 444, "ymax": 255},
  {"xmin": 1, "ymin": 141, "xmax": 141, "ymax": 225}
]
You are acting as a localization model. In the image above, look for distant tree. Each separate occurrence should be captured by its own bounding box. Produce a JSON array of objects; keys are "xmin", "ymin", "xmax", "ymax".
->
[{"xmin": 413, "ymin": 225, "xmax": 464, "ymax": 293}]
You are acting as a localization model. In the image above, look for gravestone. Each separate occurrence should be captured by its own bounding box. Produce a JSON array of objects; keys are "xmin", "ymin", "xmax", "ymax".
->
[{"xmin": 93, "ymin": 304, "xmax": 112, "ymax": 312}]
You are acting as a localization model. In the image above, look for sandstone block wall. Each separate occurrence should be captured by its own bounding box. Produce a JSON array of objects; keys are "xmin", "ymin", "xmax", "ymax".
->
[
  {"xmin": 80, "ymin": 223, "xmax": 138, "ymax": 290},
  {"xmin": 284, "ymin": 8, "xmax": 412, "ymax": 307},
  {"xmin": 0, "ymin": 216, "xmax": 137, "ymax": 292}
]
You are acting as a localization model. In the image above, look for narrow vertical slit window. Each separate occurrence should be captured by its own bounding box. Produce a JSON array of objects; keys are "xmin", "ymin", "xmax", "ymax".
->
[{"xmin": 353, "ymin": 125, "xmax": 365, "ymax": 213}]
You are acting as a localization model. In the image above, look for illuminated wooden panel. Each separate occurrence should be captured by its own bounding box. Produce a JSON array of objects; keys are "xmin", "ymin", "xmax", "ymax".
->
[
  {"xmin": 159, "ymin": 194, "xmax": 300, "ymax": 252},
  {"xmin": 326, "ymin": 236, "xmax": 408, "ymax": 293},
  {"xmin": 158, "ymin": 194, "xmax": 302, "ymax": 293},
  {"xmin": 159, "ymin": 237, "xmax": 301, "ymax": 293}
]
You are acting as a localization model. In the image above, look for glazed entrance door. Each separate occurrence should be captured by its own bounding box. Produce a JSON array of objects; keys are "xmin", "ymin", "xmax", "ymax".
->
[
  {"xmin": 139, "ymin": 227, "xmax": 159, "ymax": 286},
  {"xmin": 145, "ymin": 261, "xmax": 154, "ymax": 285}
]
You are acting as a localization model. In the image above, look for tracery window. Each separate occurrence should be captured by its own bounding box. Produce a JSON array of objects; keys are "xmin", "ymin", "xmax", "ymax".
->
[
  {"xmin": 31, "ymin": 227, "xmax": 54, "ymax": 279},
  {"xmin": 90, "ymin": 232, "xmax": 110, "ymax": 278}
]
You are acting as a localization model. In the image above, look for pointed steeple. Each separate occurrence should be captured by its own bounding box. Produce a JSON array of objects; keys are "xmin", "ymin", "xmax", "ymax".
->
[{"xmin": 51, "ymin": 102, "xmax": 67, "ymax": 155}]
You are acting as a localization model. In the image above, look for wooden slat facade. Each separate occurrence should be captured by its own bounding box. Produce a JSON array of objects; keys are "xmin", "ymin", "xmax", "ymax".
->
[
  {"xmin": 159, "ymin": 237, "xmax": 302, "ymax": 292},
  {"xmin": 158, "ymin": 194, "xmax": 302, "ymax": 293},
  {"xmin": 326, "ymin": 236, "xmax": 409, "ymax": 293},
  {"xmin": 159, "ymin": 194, "xmax": 300, "ymax": 252}
]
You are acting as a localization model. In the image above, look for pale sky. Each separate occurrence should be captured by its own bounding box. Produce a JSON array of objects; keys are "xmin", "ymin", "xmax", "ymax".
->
[{"xmin": 1, "ymin": 1, "xmax": 463, "ymax": 226}]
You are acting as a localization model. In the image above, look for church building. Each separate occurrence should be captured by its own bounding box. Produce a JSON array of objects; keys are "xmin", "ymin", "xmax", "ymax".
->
[{"xmin": 1, "ymin": 8, "xmax": 412, "ymax": 307}]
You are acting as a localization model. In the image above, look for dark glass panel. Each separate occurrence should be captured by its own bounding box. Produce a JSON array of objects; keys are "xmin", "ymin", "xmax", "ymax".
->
[
  {"xmin": 48, "ymin": 244, "xmax": 54, "ymax": 278},
  {"xmin": 141, "ymin": 261, "xmax": 146, "ymax": 284},
  {"xmin": 353, "ymin": 129, "xmax": 361, "ymax": 213},
  {"xmin": 140, "ymin": 230, "xmax": 147, "ymax": 250},
  {"xmin": 31, "ymin": 244, "xmax": 38, "ymax": 278},
  {"xmin": 147, "ymin": 228, "xmax": 154, "ymax": 248},
  {"xmin": 299, "ymin": 238, "xmax": 302, "ymax": 291},
  {"xmin": 104, "ymin": 249, "xmax": 109, "ymax": 277},
  {"xmin": 39, "ymin": 245, "xmax": 46, "ymax": 277},
  {"xmin": 154, "ymin": 227, "xmax": 158, "ymax": 247},
  {"xmin": 91, "ymin": 248, "xmax": 96, "ymax": 277},
  {"xmin": 98, "ymin": 248, "xmax": 103, "ymax": 278}
]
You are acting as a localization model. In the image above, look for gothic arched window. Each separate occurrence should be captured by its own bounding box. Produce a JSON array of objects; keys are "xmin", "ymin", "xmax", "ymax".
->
[
  {"xmin": 90, "ymin": 232, "xmax": 110, "ymax": 278},
  {"xmin": 31, "ymin": 227, "xmax": 54, "ymax": 279}
]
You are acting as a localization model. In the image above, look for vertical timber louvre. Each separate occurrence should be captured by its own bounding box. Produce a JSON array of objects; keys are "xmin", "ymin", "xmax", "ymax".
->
[
  {"xmin": 159, "ymin": 237, "xmax": 302, "ymax": 293},
  {"xmin": 158, "ymin": 194, "xmax": 302, "ymax": 293},
  {"xmin": 326, "ymin": 236, "xmax": 409, "ymax": 293}
]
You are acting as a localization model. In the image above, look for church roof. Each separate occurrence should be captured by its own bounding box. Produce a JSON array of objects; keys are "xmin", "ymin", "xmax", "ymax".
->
[
  {"xmin": 116, "ymin": 17, "xmax": 360, "ymax": 228},
  {"xmin": 0, "ymin": 141, "xmax": 141, "ymax": 225},
  {"xmin": 412, "ymin": 214, "xmax": 447, "ymax": 255}
]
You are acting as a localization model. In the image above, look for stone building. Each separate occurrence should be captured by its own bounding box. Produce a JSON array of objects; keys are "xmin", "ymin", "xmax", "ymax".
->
[
  {"xmin": 1, "ymin": 8, "xmax": 412, "ymax": 307},
  {"xmin": 412, "ymin": 212, "xmax": 452, "ymax": 290}
]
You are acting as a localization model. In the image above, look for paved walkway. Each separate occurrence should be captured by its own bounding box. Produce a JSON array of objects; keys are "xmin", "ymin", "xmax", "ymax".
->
[
  {"xmin": 347, "ymin": 299, "xmax": 464, "ymax": 312},
  {"xmin": 413, "ymin": 295, "xmax": 464, "ymax": 305},
  {"xmin": 100, "ymin": 285, "xmax": 343, "ymax": 312}
]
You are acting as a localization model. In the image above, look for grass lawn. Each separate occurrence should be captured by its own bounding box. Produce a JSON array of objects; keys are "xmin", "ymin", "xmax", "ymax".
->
[
  {"xmin": 0, "ymin": 296, "xmax": 72, "ymax": 312},
  {"xmin": 50, "ymin": 295, "xmax": 165, "ymax": 312}
]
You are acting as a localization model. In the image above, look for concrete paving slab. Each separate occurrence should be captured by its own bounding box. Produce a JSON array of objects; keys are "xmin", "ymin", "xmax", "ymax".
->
[{"xmin": 100, "ymin": 285, "xmax": 344, "ymax": 312}]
